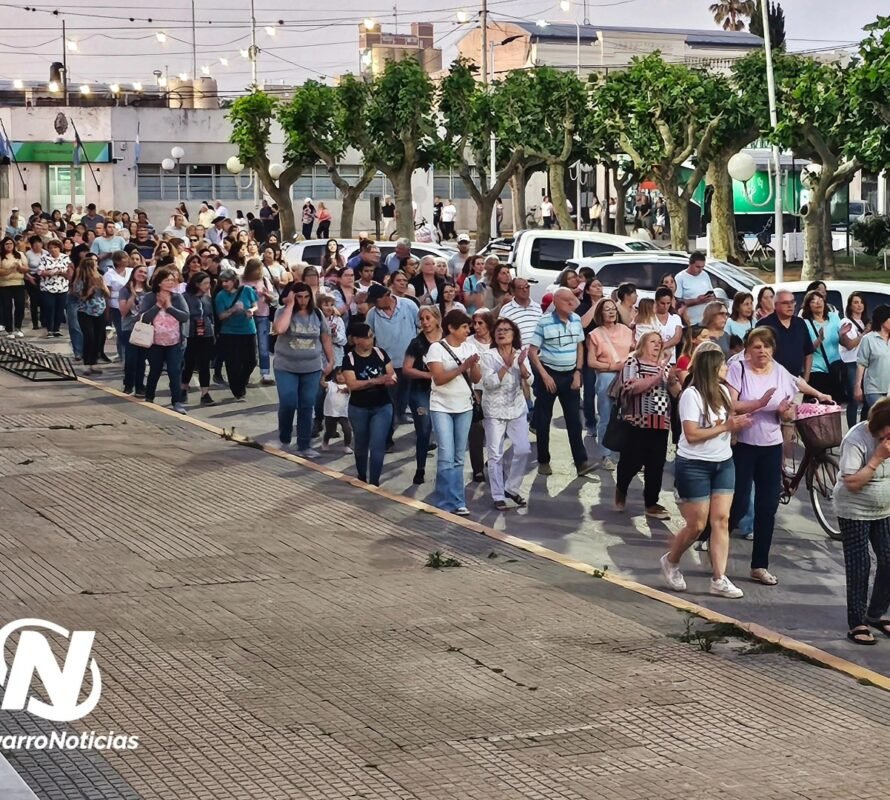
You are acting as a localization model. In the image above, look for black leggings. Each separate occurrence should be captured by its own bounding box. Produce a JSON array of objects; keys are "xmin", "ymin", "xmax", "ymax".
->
[
  {"xmin": 0, "ymin": 285, "xmax": 26, "ymax": 332},
  {"xmin": 78, "ymin": 312, "xmax": 106, "ymax": 366},
  {"xmin": 218, "ymin": 333, "xmax": 256, "ymax": 398},
  {"xmin": 24, "ymin": 280, "xmax": 42, "ymax": 327},
  {"xmin": 616, "ymin": 426, "xmax": 669, "ymax": 508},
  {"xmin": 182, "ymin": 336, "xmax": 214, "ymax": 389}
]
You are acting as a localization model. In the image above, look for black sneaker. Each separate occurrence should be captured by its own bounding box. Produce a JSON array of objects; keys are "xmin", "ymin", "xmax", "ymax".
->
[
  {"xmin": 212, "ymin": 373, "xmax": 227, "ymax": 386},
  {"xmin": 200, "ymin": 394, "xmax": 216, "ymax": 406},
  {"xmin": 412, "ymin": 469, "xmax": 425, "ymax": 485},
  {"xmin": 98, "ymin": 354, "xmax": 112, "ymax": 364},
  {"xmin": 505, "ymin": 492, "xmax": 527, "ymax": 507},
  {"xmin": 134, "ymin": 390, "xmax": 146, "ymax": 399}
]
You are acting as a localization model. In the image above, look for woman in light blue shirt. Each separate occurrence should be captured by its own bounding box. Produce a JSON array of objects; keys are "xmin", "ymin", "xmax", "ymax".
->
[
  {"xmin": 800, "ymin": 289, "xmax": 843, "ymax": 402},
  {"xmin": 725, "ymin": 292, "xmax": 755, "ymax": 342}
]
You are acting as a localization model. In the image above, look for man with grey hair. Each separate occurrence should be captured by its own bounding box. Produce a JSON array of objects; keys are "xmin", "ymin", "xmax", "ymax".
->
[
  {"xmin": 756, "ymin": 289, "xmax": 814, "ymax": 378},
  {"xmin": 385, "ymin": 237, "xmax": 412, "ymax": 274}
]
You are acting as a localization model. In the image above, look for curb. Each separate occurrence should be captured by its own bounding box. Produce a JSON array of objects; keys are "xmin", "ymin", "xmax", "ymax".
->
[
  {"xmin": 0, "ymin": 752, "xmax": 39, "ymax": 799},
  {"xmin": 78, "ymin": 376, "xmax": 890, "ymax": 692}
]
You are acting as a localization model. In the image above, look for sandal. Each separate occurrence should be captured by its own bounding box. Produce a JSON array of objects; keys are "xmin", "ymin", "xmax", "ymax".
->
[
  {"xmin": 847, "ymin": 626, "xmax": 877, "ymax": 646},
  {"xmin": 867, "ymin": 618, "xmax": 890, "ymax": 638},
  {"xmin": 750, "ymin": 568, "xmax": 778, "ymax": 586}
]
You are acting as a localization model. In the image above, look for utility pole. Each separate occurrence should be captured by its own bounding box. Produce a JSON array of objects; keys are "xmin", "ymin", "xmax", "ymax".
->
[
  {"xmin": 191, "ymin": 0, "xmax": 197, "ymax": 80},
  {"xmin": 761, "ymin": 0, "xmax": 783, "ymax": 283},
  {"xmin": 249, "ymin": 0, "xmax": 259, "ymax": 90},
  {"xmin": 61, "ymin": 18, "xmax": 69, "ymax": 106}
]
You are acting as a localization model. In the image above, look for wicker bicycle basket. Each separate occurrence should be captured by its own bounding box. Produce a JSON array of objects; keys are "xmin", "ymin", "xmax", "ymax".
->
[{"xmin": 794, "ymin": 408, "xmax": 843, "ymax": 452}]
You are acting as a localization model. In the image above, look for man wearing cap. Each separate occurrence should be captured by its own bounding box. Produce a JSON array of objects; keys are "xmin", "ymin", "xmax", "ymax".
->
[
  {"xmin": 448, "ymin": 234, "xmax": 472, "ymax": 281},
  {"xmin": 207, "ymin": 215, "xmax": 227, "ymax": 246},
  {"xmin": 384, "ymin": 238, "xmax": 412, "ymax": 274},
  {"xmin": 366, "ymin": 283, "xmax": 419, "ymax": 435},
  {"xmin": 82, "ymin": 203, "xmax": 105, "ymax": 232}
]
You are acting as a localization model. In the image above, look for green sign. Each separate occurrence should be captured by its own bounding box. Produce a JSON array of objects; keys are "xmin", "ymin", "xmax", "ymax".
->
[{"xmin": 12, "ymin": 141, "xmax": 110, "ymax": 163}]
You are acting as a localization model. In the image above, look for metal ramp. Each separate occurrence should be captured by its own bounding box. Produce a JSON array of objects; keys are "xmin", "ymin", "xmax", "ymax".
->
[{"xmin": 0, "ymin": 337, "xmax": 77, "ymax": 381}]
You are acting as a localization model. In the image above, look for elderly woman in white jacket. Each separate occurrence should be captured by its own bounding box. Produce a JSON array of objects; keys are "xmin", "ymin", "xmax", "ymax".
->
[{"xmin": 481, "ymin": 317, "xmax": 532, "ymax": 511}]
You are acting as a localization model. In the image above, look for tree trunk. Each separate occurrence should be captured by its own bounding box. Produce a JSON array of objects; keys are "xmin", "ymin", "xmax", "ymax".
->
[
  {"xmin": 801, "ymin": 203, "xmax": 824, "ymax": 281},
  {"xmin": 340, "ymin": 190, "xmax": 360, "ymax": 239},
  {"xmin": 821, "ymin": 202, "xmax": 836, "ymax": 276},
  {"xmin": 707, "ymin": 156, "xmax": 740, "ymax": 263},
  {"xmin": 549, "ymin": 162, "xmax": 572, "ymax": 230},
  {"xmin": 614, "ymin": 180, "xmax": 628, "ymax": 236},
  {"xmin": 664, "ymin": 192, "xmax": 689, "ymax": 251},
  {"xmin": 393, "ymin": 168, "xmax": 414, "ymax": 240},
  {"xmin": 267, "ymin": 182, "xmax": 295, "ymax": 240},
  {"xmin": 475, "ymin": 194, "xmax": 495, "ymax": 249},
  {"xmin": 511, "ymin": 162, "xmax": 528, "ymax": 231}
]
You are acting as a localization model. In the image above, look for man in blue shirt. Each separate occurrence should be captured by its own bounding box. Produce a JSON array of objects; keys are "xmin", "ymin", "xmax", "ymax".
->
[
  {"xmin": 366, "ymin": 283, "xmax": 419, "ymax": 436},
  {"xmin": 528, "ymin": 288, "xmax": 594, "ymax": 476},
  {"xmin": 756, "ymin": 289, "xmax": 814, "ymax": 378},
  {"xmin": 90, "ymin": 221, "xmax": 126, "ymax": 274},
  {"xmin": 384, "ymin": 238, "xmax": 412, "ymax": 274}
]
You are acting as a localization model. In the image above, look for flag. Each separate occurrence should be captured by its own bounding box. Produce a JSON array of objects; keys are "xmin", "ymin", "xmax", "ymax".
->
[
  {"xmin": 0, "ymin": 130, "xmax": 9, "ymax": 164},
  {"xmin": 72, "ymin": 130, "xmax": 82, "ymax": 167},
  {"xmin": 134, "ymin": 122, "xmax": 141, "ymax": 167}
]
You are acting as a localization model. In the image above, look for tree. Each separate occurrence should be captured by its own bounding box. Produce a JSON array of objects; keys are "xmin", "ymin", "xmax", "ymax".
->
[
  {"xmin": 594, "ymin": 54, "xmax": 727, "ymax": 249},
  {"xmin": 338, "ymin": 59, "xmax": 436, "ymax": 240},
  {"xmin": 437, "ymin": 59, "xmax": 525, "ymax": 247},
  {"xmin": 277, "ymin": 81, "xmax": 376, "ymax": 239},
  {"xmin": 749, "ymin": 0, "xmax": 786, "ymax": 50},
  {"xmin": 709, "ymin": 0, "xmax": 755, "ymax": 32},
  {"xmin": 494, "ymin": 67, "xmax": 587, "ymax": 230},
  {"xmin": 227, "ymin": 91, "xmax": 313, "ymax": 240}
]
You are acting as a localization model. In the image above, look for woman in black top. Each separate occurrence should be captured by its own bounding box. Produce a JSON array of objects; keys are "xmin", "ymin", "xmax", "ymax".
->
[
  {"xmin": 181, "ymin": 271, "xmax": 216, "ymax": 406},
  {"xmin": 403, "ymin": 306, "xmax": 443, "ymax": 485},
  {"xmin": 341, "ymin": 323, "xmax": 396, "ymax": 486}
]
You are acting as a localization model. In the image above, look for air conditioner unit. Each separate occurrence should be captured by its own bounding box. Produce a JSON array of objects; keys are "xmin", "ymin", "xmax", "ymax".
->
[{"xmin": 110, "ymin": 140, "xmax": 128, "ymax": 162}]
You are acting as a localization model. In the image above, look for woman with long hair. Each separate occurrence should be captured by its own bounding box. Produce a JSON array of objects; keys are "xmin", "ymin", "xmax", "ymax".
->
[
  {"xmin": 301, "ymin": 198, "xmax": 317, "ymax": 240},
  {"xmin": 615, "ymin": 332, "xmax": 681, "ymax": 518},
  {"xmin": 660, "ymin": 349, "xmax": 751, "ymax": 598},
  {"xmin": 425, "ymin": 309, "xmax": 482, "ymax": 515},
  {"xmin": 331, "ymin": 267, "xmax": 357, "ymax": 324},
  {"xmin": 136, "ymin": 266, "xmax": 189, "ymax": 414},
  {"xmin": 403, "ymin": 306, "xmax": 442, "ymax": 485},
  {"xmin": 316, "ymin": 201, "xmax": 332, "ymax": 239},
  {"xmin": 71, "ymin": 254, "xmax": 110, "ymax": 375},
  {"xmin": 482, "ymin": 317, "xmax": 532, "ymax": 510},
  {"xmin": 461, "ymin": 255, "xmax": 485, "ymax": 312},
  {"xmin": 701, "ymin": 300, "xmax": 732, "ymax": 356},
  {"xmin": 321, "ymin": 239, "xmax": 344, "ymax": 272},
  {"xmin": 272, "ymin": 281, "xmax": 334, "ymax": 457},
  {"xmin": 214, "ymin": 267, "xmax": 259, "ymax": 401},
  {"xmin": 755, "ymin": 285, "xmax": 775, "ymax": 320},
  {"xmin": 726, "ymin": 292, "xmax": 755, "ymax": 341},
  {"xmin": 222, "ymin": 240, "xmax": 245, "ymax": 273},
  {"xmin": 118, "ymin": 263, "xmax": 149, "ymax": 396},
  {"xmin": 152, "ymin": 240, "xmax": 175, "ymax": 269},
  {"xmin": 840, "ymin": 291, "xmax": 869, "ymax": 428},
  {"xmin": 437, "ymin": 281, "xmax": 466, "ymax": 318},
  {"xmin": 242, "ymin": 258, "xmax": 277, "ymax": 385},
  {"xmin": 467, "ymin": 310, "xmax": 494, "ymax": 482},
  {"xmin": 801, "ymin": 288, "xmax": 843, "ymax": 401},
  {"xmin": 0, "ymin": 235, "xmax": 28, "ymax": 338},
  {"xmin": 181, "ymin": 271, "xmax": 216, "ymax": 406},
  {"xmin": 542, "ymin": 268, "xmax": 582, "ymax": 313},
  {"xmin": 483, "ymin": 264, "xmax": 513, "ymax": 314}
]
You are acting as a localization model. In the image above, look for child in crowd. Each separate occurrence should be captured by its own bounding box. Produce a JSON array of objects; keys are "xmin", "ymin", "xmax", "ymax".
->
[{"xmin": 322, "ymin": 370, "xmax": 352, "ymax": 453}]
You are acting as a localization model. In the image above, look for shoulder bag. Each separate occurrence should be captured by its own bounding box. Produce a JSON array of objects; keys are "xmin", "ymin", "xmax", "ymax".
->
[
  {"xmin": 602, "ymin": 352, "xmax": 632, "ymax": 452},
  {"xmin": 807, "ymin": 319, "xmax": 846, "ymax": 402},
  {"xmin": 129, "ymin": 313, "xmax": 154, "ymax": 349},
  {"xmin": 439, "ymin": 340, "xmax": 484, "ymax": 423}
]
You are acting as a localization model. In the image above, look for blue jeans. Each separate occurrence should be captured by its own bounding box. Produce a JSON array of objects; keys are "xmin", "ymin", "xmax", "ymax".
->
[
  {"xmin": 145, "ymin": 343, "xmax": 184, "ymax": 405},
  {"xmin": 41, "ymin": 292, "xmax": 66, "ymax": 334},
  {"xmin": 430, "ymin": 409, "xmax": 473, "ymax": 511},
  {"xmin": 865, "ymin": 393, "xmax": 884, "ymax": 420},
  {"xmin": 595, "ymin": 371, "xmax": 618, "ymax": 458},
  {"xmin": 582, "ymin": 365, "xmax": 598, "ymax": 433},
  {"xmin": 120, "ymin": 330, "xmax": 146, "ymax": 393},
  {"xmin": 409, "ymin": 383, "xmax": 433, "ymax": 471},
  {"xmin": 110, "ymin": 306, "xmax": 124, "ymax": 360},
  {"xmin": 275, "ymin": 369, "xmax": 322, "ymax": 449},
  {"xmin": 845, "ymin": 361, "xmax": 862, "ymax": 429},
  {"xmin": 729, "ymin": 442, "xmax": 782, "ymax": 570},
  {"xmin": 348, "ymin": 403, "xmax": 393, "ymax": 485},
  {"xmin": 255, "ymin": 315, "xmax": 271, "ymax": 374},
  {"xmin": 66, "ymin": 294, "xmax": 83, "ymax": 358}
]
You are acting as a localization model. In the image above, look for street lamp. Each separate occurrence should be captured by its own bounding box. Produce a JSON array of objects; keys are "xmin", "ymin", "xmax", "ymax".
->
[
  {"xmin": 488, "ymin": 35, "xmax": 523, "ymax": 236},
  {"xmin": 728, "ymin": 150, "xmax": 786, "ymax": 268},
  {"xmin": 162, "ymin": 146, "xmax": 186, "ymax": 202},
  {"xmin": 226, "ymin": 155, "xmax": 259, "ymax": 209},
  {"xmin": 269, "ymin": 163, "xmax": 285, "ymax": 181}
]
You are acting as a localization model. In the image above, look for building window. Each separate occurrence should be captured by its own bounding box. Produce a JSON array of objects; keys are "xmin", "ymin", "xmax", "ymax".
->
[{"xmin": 137, "ymin": 164, "xmax": 250, "ymax": 202}]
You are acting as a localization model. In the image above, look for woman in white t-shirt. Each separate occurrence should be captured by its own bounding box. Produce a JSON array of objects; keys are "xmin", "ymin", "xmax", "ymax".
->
[
  {"xmin": 840, "ymin": 291, "xmax": 868, "ymax": 429},
  {"xmin": 660, "ymin": 348, "xmax": 751, "ymax": 599},
  {"xmin": 424, "ymin": 309, "xmax": 482, "ymax": 516}
]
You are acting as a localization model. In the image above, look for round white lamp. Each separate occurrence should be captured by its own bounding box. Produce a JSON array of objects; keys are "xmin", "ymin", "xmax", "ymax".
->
[
  {"xmin": 269, "ymin": 162, "xmax": 285, "ymax": 180},
  {"xmin": 727, "ymin": 152, "xmax": 757, "ymax": 183},
  {"xmin": 161, "ymin": 157, "xmax": 175, "ymax": 171},
  {"xmin": 800, "ymin": 162, "xmax": 823, "ymax": 189},
  {"xmin": 226, "ymin": 156, "xmax": 245, "ymax": 174},
  {"xmin": 170, "ymin": 146, "xmax": 185, "ymax": 161}
]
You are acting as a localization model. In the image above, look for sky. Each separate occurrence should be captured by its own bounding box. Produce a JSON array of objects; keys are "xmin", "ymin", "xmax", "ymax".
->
[{"xmin": 0, "ymin": 0, "xmax": 884, "ymax": 97}]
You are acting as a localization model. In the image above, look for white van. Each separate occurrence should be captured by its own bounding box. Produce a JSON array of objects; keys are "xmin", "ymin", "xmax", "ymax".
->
[
  {"xmin": 506, "ymin": 229, "xmax": 662, "ymax": 301},
  {"xmin": 775, "ymin": 280, "xmax": 890, "ymax": 317}
]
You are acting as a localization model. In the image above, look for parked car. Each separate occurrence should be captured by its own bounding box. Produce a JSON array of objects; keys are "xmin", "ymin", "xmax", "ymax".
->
[
  {"xmin": 283, "ymin": 239, "xmax": 449, "ymax": 270},
  {"xmin": 773, "ymin": 280, "xmax": 890, "ymax": 317},
  {"xmin": 569, "ymin": 252, "xmax": 766, "ymax": 303},
  {"xmin": 505, "ymin": 229, "xmax": 663, "ymax": 301},
  {"xmin": 849, "ymin": 200, "xmax": 875, "ymax": 227}
]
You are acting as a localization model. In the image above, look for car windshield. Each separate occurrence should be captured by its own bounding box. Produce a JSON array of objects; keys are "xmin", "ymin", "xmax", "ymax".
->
[
  {"xmin": 707, "ymin": 259, "xmax": 764, "ymax": 291},
  {"xmin": 624, "ymin": 241, "xmax": 659, "ymax": 251}
]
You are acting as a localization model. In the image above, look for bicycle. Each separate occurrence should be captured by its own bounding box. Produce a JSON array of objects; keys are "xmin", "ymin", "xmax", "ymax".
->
[
  {"xmin": 524, "ymin": 205, "xmax": 539, "ymax": 229},
  {"xmin": 779, "ymin": 407, "xmax": 842, "ymax": 540},
  {"xmin": 388, "ymin": 217, "xmax": 441, "ymax": 244}
]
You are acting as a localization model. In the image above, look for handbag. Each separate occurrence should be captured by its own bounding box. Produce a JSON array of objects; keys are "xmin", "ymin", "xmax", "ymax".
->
[
  {"xmin": 439, "ymin": 340, "xmax": 484, "ymax": 423},
  {"xmin": 602, "ymin": 403, "xmax": 630, "ymax": 451},
  {"xmin": 807, "ymin": 320, "xmax": 847, "ymax": 402},
  {"xmin": 129, "ymin": 314, "xmax": 154, "ymax": 349}
]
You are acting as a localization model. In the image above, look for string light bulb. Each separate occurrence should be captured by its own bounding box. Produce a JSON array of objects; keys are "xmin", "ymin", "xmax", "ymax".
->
[
  {"xmin": 239, "ymin": 48, "xmax": 249, "ymax": 58},
  {"xmin": 264, "ymin": 26, "xmax": 276, "ymax": 36},
  {"xmin": 363, "ymin": 18, "xmax": 376, "ymax": 30},
  {"xmin": 12, "ymin": 79, "xmax": 23, "ymax": 89},
  {"xmin": 156, "ymin": 31, "xmax": 167, "ymax": 43},
  {"xmin": 201, "ymin": 65, "xmax": 210, "ymax": 75},
  {"xmin": 79, "ymin": 84, "xmax": 90, "ymax": 95},
  {"xmin": 48, "ymin": 80, "xmax": 59, "ymax": 92},
  {"xmin": 219, "ymin": 57, "xmax": 229, "ymax": 66},
  {"xmin": 158, "ymin": 75, "xmax": 167, "ymax": 87},
  {"xmin": 456, "ymin": 11, "xmax": 470, "ymax": 23},
  {"xmin": 178, "ymin": 72, "xmax": 188, "ymax": 80},
  {"xmin": 110, "ymin": 83, "xmax": 120, "ymax": 94},
  {"xmin": 132, "ymin": 81, "xmax": 143, "ymax": 91},
  {"xmin": 66, "ymin": 39, "xmax": 78, "ymax": 52}
]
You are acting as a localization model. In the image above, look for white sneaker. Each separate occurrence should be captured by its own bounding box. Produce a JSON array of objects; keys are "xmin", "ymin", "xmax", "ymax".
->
[
  {"xmin": 709, "ymin": 575, "xmax": 744, "ymax": 599},
  {"xmin": 297, "ymin": 448, "xmax": 320, "ymax": 459},
  {"xmin": 14, "ymin": 330, "xmax": 24, "ymax": 338},
  {"xmin": 660, "ymin": 553, "xmax": 686, "ymax": 591},
  {"xmin": 344, "ymin": 446, "xmax": 353, "ymax": 454},
  {"xmin": 694, "ymin": 539, "xmax": 709, "ymax": 552}
]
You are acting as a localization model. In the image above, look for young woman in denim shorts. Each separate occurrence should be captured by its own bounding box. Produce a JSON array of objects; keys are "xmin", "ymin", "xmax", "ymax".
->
[{"xmin": 660, "ymin": 348, "xmax": 751, "ymax": 598}]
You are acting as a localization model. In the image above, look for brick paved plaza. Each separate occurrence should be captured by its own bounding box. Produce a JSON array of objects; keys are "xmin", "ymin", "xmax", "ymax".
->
[{"xmin": 1, "ymin": 371, "xmax": 889, "ymax": 799}]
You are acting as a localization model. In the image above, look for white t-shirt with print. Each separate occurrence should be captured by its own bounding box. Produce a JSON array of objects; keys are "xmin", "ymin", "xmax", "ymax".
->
[
  {"xmin": 677, "ymin": 386, "xmax": 732, "ymax": 461},
  {"xmin": 425, "ymin": 340, "xmax": 476, "ymax": 414}
]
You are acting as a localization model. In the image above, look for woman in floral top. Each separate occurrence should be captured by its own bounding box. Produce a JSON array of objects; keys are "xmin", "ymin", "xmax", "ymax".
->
[
  {"xmin": 71, "ymin": 254, "xmax": 110, "ymax": 375},
  {"xmin": 38, "ymin": 239, "xmax": 71, "ymax": 338},
  {"xmin": 614, "ymin": 331, "xmax": 682, "ymax": 519}
]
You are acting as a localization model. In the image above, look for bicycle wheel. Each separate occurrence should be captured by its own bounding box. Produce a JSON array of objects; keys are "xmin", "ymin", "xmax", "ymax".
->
[{"xmin": 808, "ymin": 452, "xmax": 841, "ymax": 540}]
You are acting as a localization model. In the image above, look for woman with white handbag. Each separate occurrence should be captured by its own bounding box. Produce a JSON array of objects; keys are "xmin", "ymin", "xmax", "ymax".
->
[{"xmin": 135, "ymin": 266, "xmax": 190, "ymax": 414}]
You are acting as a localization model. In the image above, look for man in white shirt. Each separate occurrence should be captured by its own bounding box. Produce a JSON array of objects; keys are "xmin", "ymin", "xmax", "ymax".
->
[
  {"xmin": 448, "ymin": 234, "xmax": 471, "ymax": 280},
  {"xmin": 163, "ymin": 214, "xmax": 189, "ymax": 240},
  {"xmin": 440, "ymin": 199, "xmax": 457, "ymax": 240},
  {"xmin": 214, "ymin": 200, "xmax": 230, "ymax": 220},
  {"xmin": 673, "ymin": 251, "xmax": 714, "ymax": 325},
  {"xmin": 498, "ymin": 278, "xmax": 542, "ymax": 349}
]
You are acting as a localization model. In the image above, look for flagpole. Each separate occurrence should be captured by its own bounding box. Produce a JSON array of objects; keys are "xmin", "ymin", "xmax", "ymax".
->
[
  {"xmin": 0, "ymin": 118, "xmax": 26, "ymax": 192},
  {"xmin": 70, "ymin": 120, "xmax": 100, "ymax": 192}
]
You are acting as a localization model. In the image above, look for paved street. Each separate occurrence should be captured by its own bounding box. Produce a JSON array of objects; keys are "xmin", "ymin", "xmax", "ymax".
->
[
  {"xmin": 1, "ymin": 369, "xmax": 890, "ymax": 799},
  {"xmin": 35, "ymin": 327, "xmax": 889, "ymax": 678}
]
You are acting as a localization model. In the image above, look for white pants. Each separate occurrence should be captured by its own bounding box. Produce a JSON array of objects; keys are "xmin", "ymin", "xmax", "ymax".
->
[{"xmin": 484, "ymin": 416, "xmax": 532, "ymax": 501}]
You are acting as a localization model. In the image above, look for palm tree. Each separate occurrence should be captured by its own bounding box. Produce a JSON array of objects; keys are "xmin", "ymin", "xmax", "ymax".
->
[{"xmin": 709, "ymin": 0, "xmax": 755, "ymax": 31}]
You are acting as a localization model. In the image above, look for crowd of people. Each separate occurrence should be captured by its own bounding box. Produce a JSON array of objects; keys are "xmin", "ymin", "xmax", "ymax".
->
[{"xmin": 4, "ymin": 198, "xmax": 890, "ymax": 645}]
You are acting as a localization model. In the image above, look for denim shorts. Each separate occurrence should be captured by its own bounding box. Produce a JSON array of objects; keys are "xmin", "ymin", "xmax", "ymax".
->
[{"xmin": 674, "ymin": 456, "xmax": 735, "ymax": 503}]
